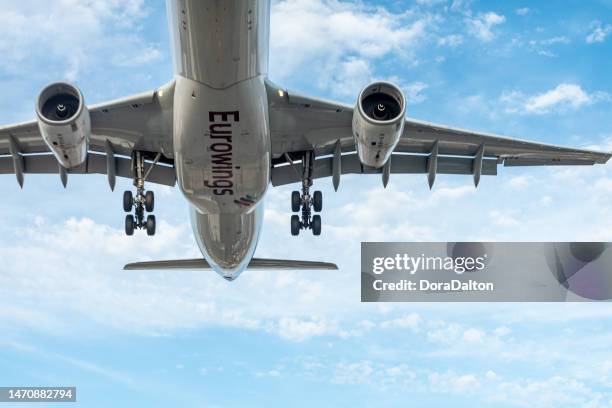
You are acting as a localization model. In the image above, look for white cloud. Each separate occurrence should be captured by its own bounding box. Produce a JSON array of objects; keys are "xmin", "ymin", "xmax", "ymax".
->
[
  {"xmin": 427, "ymin": 322, "xmax": 462, "ymax": 343},
  {"xmin": 489, "ymin": 210, "xmax": 520, "ymax": 227},
  {"xmin": 255, "ymin": 369, "xmax": 282, "ymax": 378},
  {"xmin": 379, "ymin": 313, "xmax": 421, "ymax": 330},
  {"xmin": 466, "ymin": 12, "xmax": 506, "ymax": 42},
  {"xmin": 500, "ymin": 84, "xmax": 610, "ymax": 115},
  {"xmin": 539, "ymin": 195, "xmax": 553, "ymax": 206},
  {"xmin": 429, "ymin": 371, "xmax": 480, "ymax": 393},
  {"xmin": 463, "ymin": 328, "xmax": 486, "ymax": 343},
  {"xmin": 540, "ymin": 36, "xmax": 570, "ymax": 45},
  {"xmin": 403, "ymin": 81, "xmax": 429, "ymax": 104},
  {"xmin": 516, "ymin": 8, "xmax": 531, "ymax": 16},
  {"xmin": 416, "ymin": 0, "xmax": 447, "ymax": 6},
  {"xmin": 525, "ymin": 36, "xmax": 569, "ymax": 58},
  {"xmin": 494, "ymin": 326, "xmax": 512, "ymax": 337},
  {"xmin": 0, "ymin": 215, "xmax": 353, "ymax": 339},
  {"xmin": 438, "ymin": 34, "xmax": 464, "ymax": 47},
  {"xmin": 270, "ymin": 0, "xmax": 433, "ymax": 97},
  {"xmin": 331, "ymin": 361, "xmax": 374, "ymax": 384},
  {"xmin": 274, "ymin": 317, "xmax": 337, "ymax": 341},
  {"xmin": 112, "ymin": 45, "xmax": 163, "ymax": 67},
  {"xmin": 429, "ymin": 185, "xmax": 475, "ymax": 203},
  {"xmin": 487, "ymin": 376, "xmax": 606, "ymax": 408},
  {"xmin": 525, "ymin": 84, "xmax": 594, "ymax": 113},
  {"xmin": 0, "ymin": 0, "xmax": 158, "ymax": 80},
  {"xmin": 537, "ymin": 50, "xmax": 556, "ymax": 58},
  {"xmin": 507, "ymin": 175, "xmax": 531, "ymax": 189},
  {"xmin": 328, "ymin": 58, "xmax": 372, "ymax": 98},
  {"xmin": 586, "ymin": 21, "xmax": 612, "ymax": 44}
]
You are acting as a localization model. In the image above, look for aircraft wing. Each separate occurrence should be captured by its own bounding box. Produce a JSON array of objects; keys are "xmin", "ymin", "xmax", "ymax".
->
[
  {"xmin": 266, "ymin": 81, "xmax": 611, "ymax": 187},
  {"xmin": 0, "ymin": 81, "xmax": 177, "ymax": 188}
]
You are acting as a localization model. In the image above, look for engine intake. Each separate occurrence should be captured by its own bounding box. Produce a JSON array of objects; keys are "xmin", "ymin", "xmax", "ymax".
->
[
  {"xmin": 352, "ymin": 82, "xmax": 406, "ymax": 168},
  {"xmin": 36, "ymin": 82, "xmax": 91, "ymax": 168}
]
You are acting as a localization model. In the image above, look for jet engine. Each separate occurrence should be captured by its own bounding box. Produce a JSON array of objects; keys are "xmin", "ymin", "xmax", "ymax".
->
[
  {"xmin": 352, "ymin": 82, "xmax": 406, "ymax": 168},
  {"xmin": 36, "ymin": 82, "xmax": 91, "ymax": 168}
]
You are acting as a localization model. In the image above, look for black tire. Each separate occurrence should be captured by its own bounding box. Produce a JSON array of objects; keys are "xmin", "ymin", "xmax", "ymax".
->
[
  {"xmin": 313, "ymin": 191, "xmax": 323, "ymax": 212},
  {"xmin": 145, "ymin": 191, "xmax": 155, "ymax": 212},
  {"xmin": 125, "ymin": 214, "xmax": 135, "ymax": 236},
  {"xmin": 291, "ymin": 191, "xmax": 301, "ymax": 212},
  {"xmin": 291, "ymin": 215, "xmax": 300, "ymax": 236},
  {"xmin": 146, "ymin": 215, "xmax": 156, "ymax": 236},
  {"xmin": 312, "ymin": 215, "xmax": 321, "ymax": 236},
  {"xmin": 123, "ymin": 191, "xmax": 133, "ymax": 212}
]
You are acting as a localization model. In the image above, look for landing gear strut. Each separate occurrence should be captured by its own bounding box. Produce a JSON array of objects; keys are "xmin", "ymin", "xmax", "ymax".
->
[
  {"xmin": 290, "ymin": 151, "xmax": 323, "ymax": 236},
  {"xmin": 123, "ymin": 151, "xmax": 157, "ymax": 236}
]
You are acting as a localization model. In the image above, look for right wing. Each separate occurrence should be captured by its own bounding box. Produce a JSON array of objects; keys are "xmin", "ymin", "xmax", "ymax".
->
[
  {"xmin": 0, "ymin": 81, "xmax": 177, "ymax": 187},
  {"xmin": 266, "ymin": 81, "xmax": 611, "ymax": 187}
]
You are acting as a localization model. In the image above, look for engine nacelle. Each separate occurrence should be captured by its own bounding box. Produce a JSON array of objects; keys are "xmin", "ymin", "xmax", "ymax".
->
[
  {"xmin": 352, "ymin": 81, "xmax": 406, "ymax": 168},
  {"xmin": 36, "ymin": 82, "xmax": 91, "ymax": 168}
]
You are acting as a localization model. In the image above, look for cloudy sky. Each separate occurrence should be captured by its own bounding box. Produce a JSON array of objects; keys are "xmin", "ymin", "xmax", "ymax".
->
[{"xmin": 1, "ymin": 0, "xmax": 612, "ymax": 407}]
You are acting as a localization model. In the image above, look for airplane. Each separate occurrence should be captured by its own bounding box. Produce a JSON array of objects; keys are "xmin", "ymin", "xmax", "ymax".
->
[{"xmin": 1, "ymin": 0, "xmax": 610, "ymax": 281}]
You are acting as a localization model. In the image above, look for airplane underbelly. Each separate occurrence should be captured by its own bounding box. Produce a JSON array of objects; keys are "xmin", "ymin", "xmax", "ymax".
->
[
  {"xmin": 167, "ymin": 0, "xmax": 270, "ymax": 89},
  {"xmin": 173, "ymin": 75, "xmax": 271, "ymax": 214},
  {"xmin": 190, "ymin": 203, "xmax": 263, "ymax": 280}
]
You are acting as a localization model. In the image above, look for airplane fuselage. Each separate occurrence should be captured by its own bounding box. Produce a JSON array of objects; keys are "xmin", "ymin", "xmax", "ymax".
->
[{"xmin": 168, "ymin": 0, "xmax": 272, "ymax": 280}]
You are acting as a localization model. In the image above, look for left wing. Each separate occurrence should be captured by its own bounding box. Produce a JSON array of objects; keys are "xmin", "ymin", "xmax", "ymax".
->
[
  {"xmin": 0, "ymin": 81, "xmax": 177, "ymax": 187},
  {"xmin": 266, "ymin": 81, "xmax": 611, "ymax": 187}
]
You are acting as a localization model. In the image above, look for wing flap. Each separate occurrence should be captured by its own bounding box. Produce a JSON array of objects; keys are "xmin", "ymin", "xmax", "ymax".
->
[
  {"xmin": 271, "ymin": 152, "xmax": 497, "ymax": 186},
  {"xmin": 0, "ymin": 153, "xmax": 176, "ymax": 186},
  {"xmin": 503, "ymin": 157, "xmax": 596, "ymax": 166}
]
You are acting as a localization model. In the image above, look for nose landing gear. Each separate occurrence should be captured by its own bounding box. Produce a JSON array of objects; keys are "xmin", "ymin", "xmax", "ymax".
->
[
  {"xmin": 290, "ymin": 151, "xmax": 323, "ymax": 236},
  {"xmin": 123, "ymin": 151, "xmax": 158, "ymax": 236}
]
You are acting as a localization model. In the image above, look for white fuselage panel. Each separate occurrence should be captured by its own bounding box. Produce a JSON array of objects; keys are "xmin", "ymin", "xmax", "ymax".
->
[{"xmin": 168, "ymin": 0, "xmax": 271, "ymax": 279}]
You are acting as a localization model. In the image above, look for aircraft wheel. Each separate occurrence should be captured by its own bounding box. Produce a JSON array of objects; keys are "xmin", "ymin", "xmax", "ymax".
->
[
  {"xmin": 145, "ymin": 191, "xmax": 155, "ymax": 212},
  {"xmin": 291, "ymin": 215, "xmax": 300, "ymax": 236},
  {"xmin": 146, "ymin": 215, "xmax": 156, "ymax": 236},
  {"xmin": 123, "ymin": 191, "xmax": 133, "ymax": 212},
  {"xmin": 312, "ymin": 215, "xmax": 321, "ymax": 236},
  {"xmin": 313, "ymin": 191, "xmax": 322, "ymax": 212},
  {"xmin": 291, "ymin": 191, "xmax": 301, "ymax": 212},
  {"xmin": 125, "ymin": 214, "xmax": 135, "ymax": 236}
]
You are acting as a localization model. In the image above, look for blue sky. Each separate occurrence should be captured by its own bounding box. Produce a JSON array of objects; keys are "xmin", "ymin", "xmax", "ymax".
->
[{"xmin": 1, "ymin": 0, "xmax": 612, "ymax": 407}]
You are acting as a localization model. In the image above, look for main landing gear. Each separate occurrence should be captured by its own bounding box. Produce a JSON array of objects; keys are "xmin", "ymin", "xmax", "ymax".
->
[
  {"xmin": 291, "ymin": 151, "xmax": 323, "ymax": 236},
  {"xmin": 124, "ymin": 151, "xmax": 157, "ymax": 236}
]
